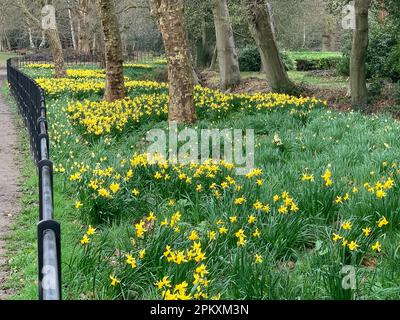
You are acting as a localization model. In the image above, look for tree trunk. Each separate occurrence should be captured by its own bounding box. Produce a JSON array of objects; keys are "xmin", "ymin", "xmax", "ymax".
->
[
  {"xmin": 28, "ymin": 27, "xmax": 36, "ymax": 49},
  {"xmin": 96, "ymin": 0, "xmax": 125, "ymax": 102},
  {"xmin": 68, "ymin": 7, "xmax": 77, "ymax": 50},
  {"xmin": 78, "ymin": 0, "xmax": 91, "ymax": 54},
  {"xmin": 209, "ymin": 44, "xmax": 218, "ymax": 70},
  {"xmin": 92, "ymin": 34, "xmax": 96, "ymax": 53},
  {"xmin": 39, "ymin": 30, "xmax": 46, "ymax": 49},
  {"xmin": 5, "ymin": 33, "xmax": 10, "ymax": 51},
  {"xmin": 150, "ymin": 0, "xmax": 196, "ymax": 123},
  {"xmin": 211, "ymin": 0, "xmax": 241, "ymax": 91},
  {"xmin": 350, "ymin": 0, "xmax": 371, "ymax": 110},
  {"xmin": 243, "ymin": 0, "xmax": 295, "ymax": 94},
  {"xmin": 45, "ymin": 28, "xmax": 67, "ymax": 78},
  {"xmin": 93, "ymin": 30, "xmax": 106, "ymax": 69}
]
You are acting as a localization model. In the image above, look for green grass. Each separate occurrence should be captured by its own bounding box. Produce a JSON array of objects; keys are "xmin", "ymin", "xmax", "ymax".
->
[
  {"xmin": 1, "ymin": 80, "xmax": 84, "ymax": 300},
  {"xmin": 287, "ymin": 71, "xmax": 347, "ymax": 89},
  {"xmin": 289, "ymin": 51, "xmax": 343, "ymax": 61},
  {"xmin": 0, "ymin": 52, "xmax": 17, "ymax": 68},
  {"xmin": 235, "ymin": 71, "xmax": 348, "ymax": 89},
  {"xmin": 6, "ymin": 65, "xmax": 400, "ymax": 300}
]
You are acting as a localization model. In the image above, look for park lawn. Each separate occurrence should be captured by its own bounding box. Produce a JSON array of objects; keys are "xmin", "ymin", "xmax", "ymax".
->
[
  {"xmin": 288, "ymin": 51, "xmax": 343, "ymax": 61},
  {"xmin": 287, "ymin": 71, "xmax": 347, "ymax": 89},
  {"xmin": 5, "ymin": 63, "xmax": 400, "ymax": 300},
  {"xmin": 240, "ymin": 71, "xmax": 348, "ymax": 89},
  {"xmin": 0, "ymin": 52, "xmax": 17, "ymax": 68}
]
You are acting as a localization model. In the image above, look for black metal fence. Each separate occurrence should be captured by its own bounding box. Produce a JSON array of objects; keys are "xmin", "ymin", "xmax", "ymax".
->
[{"xmin": 7, "ymin": 58, "xmax": 61, "ymax": 300}]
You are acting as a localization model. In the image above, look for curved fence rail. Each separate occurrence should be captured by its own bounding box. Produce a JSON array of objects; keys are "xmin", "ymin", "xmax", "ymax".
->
[{"xmin": 7, "ymin": 58, "xmax": 61, "ymax": 300}]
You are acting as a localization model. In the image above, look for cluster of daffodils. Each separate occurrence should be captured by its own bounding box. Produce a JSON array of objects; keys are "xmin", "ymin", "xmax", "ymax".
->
[
  {"xmin": 66, "ymin": 69, "xmax": 106, "ymax": 79},
  {"xmin": 332, "ymin": 216, "xmax": 389, "ymax": 254},
  {"xmin": 272, "ymin": 191, "xmax": 299, "ymax": 214},
  {"xmin": 321, "ymin": 168, "xmax": 333, "ymax": 187},
  {"xmin": 153, "ymin": 58, "xmax": 167, "ymax": 65},
  {"xmin": 363, "ymin": 177, "xmax": 395, "ymax": 199},
  {"xmin": 35, "ymin": 77, "xmax": 104, "ymax": 97},
  {"xmin": 67, "ymin": 94, "xmax": 169, "ymax": 136},
  {"xmin": 123, "ymin": 63, "xmax": 154, "ymax": 69},
  {"xmin": 155, "ymin": 262, "xmax": 213, "ymax": 300},
  {"xmin": 25, "ymin": 63, "xmax": 54, "ymax": 69},
  {"xmin": 67, "ymin": 153, "xmax": 264, "ymax": 212},
  {"xmin": 35, "ymin": 77, "xmax": 164, "ymax": 97},
  {"xmin": 101, "ymin": 201, "xmax": 276, "ymax": 299},
  {"xmin": 63, "ymin": 83, "xmax": 326, "ymax": 137},
  {"xmin": 236, "ymin": 92, "xmax": 326, "ymax": 113},
  {"xmin": 68, "ymin": 148, "xmax": 306, "ymax": 301},
  {"xmin": 79, "ymin": 225, "xmax": 97, "ymax": 245}
]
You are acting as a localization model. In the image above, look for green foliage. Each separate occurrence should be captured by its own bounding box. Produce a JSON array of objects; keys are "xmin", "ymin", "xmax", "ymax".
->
[
  {"xmin": 0, "ymin": 52, "xmax": 16, "ymax": 68},
  {"xmin": 238, "ymin": 45, "xmax": 295, "ymax": 72},
  {"xmin": 291, "ymin": 51, "xmax": 342, "ymax": 71},
  {"xmin": 238, "ymin": 45, "xmax": 262, "ymax": 72},
  {"xmin": 296, "ymin": 57, "xmax": 342, "ymax": 71},
  {"xmin": 281, "ymin": 51, "xmax": 296, "ymax": 71},
  {"xmin": 393, "ymin": 81, "xmax": 400, "ymax": 104},
  {"xmin": 289, "ymin": 51, "xmax": 342, "ymax": 61},
  {"xmin": 368, "ymin": 78, "xmax": 385, "ymax": 101},
  {"xmin": 8, "ymin": 64, "xmax": 400, "ymax": 300},
  {"xmin": 337, "ymin": 19, "xmax": 400, "ymax": 82},
  {"xmin": 366, "ymin": 21, "xmax": 400, "ymax": 82}
]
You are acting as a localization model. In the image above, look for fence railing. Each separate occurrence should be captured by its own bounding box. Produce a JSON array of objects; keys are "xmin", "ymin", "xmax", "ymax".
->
[{"xmin": 7, "ymin": 57, "xmax": 61, "ymax": 300}]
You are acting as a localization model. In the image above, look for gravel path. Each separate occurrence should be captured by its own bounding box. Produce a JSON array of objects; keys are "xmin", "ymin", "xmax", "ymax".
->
[{"xmin": 0, "ymin": 68, "xmax": 21, "ymax": 299}]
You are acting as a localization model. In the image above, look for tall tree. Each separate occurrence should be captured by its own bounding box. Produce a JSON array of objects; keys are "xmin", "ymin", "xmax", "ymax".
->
[
  {"xmin": 350, "ymin": 0, "xmax": 372, "ymax": 110},
  {"xmin": 242, "ymin": 0, "xmax": 295, "ymax": 93},
  {"xmin": 45, "ymin": 27, "xmax": 67, "ymax": 78},
  {"xmin": 18, "ymin": 0, "xmax": 67, "ymax": 78},
  {"xmin": 211, "ymin": 0, "xmax": 241, "ymax": 90},
  {"xmin": 67, "ymin": 1, "xmax": 77, "ymax": 50},
  {"xmin": 78, "ymin": 0, "xmax": 91, "ymax": 54},
  {"xmin": 149, "ymin": 0, "xmax": 196, "ymax": 123},
  {"xmin": 96, "ymin": 0, "xmax": 125, "ymax": 102}
]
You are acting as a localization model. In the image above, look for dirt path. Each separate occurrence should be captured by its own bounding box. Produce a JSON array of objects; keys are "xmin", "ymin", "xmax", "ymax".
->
[{"xmin": 0, "ymin": 68, "xmax": 21, "ymax": 299}]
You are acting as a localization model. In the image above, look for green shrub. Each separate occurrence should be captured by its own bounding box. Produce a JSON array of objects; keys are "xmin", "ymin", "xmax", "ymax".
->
[
  {"xmin": 368, "ymin": 78, "xmax": 385, "ymax": 101},
  {"xmin": 393, "ymin": 81, "xmax": 400, "ymax": 104},
  {"xmin": 337, "ymin": 20, "xmax": 400, "ymax": 82},
  {"xmin": 296, "ymin": 56, "xmax": 342, "ymax": 71},
  {"xmin": 238, "ymin": 45, "xmax": 295, "ymax": 72},
  {"xmin": 336, "ymin": 56, "xmax": 350, "ymax": 77},
  {"xmin": 281, "ymin": 51, "xmax": 296, "ymax": 71},
  {"xmin": 387, "ymin": 44, "xmax": 400, "ymax": 80},
  {"xmin": 239, "ymin": 45, "xmax": 262, "ymax": 72},
  {"xmin": 386, "ymin": 103, "xmax": 400, "ymax": 117}
]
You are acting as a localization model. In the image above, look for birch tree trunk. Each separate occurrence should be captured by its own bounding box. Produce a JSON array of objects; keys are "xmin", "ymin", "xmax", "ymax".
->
[
  {"xmin": 243, "ymin": 0, "xmax": 295, "ymax": 94},
  {"xmin": 350, "ymin": 0, "xmax": 371, "ymax": 110},
  {"xmin": 211, "ymin": 0, "xmax": 241, "ymax": 91},
  {"xmin": 96, "ymin": 0, "xmax": 125, "ymax": 102},
  {"xmin": 68, "ymin": 7, "xmax": 77, "ymax": 50},
  {"xmin": 28, "ymin": 27, "xmax": 36, "ymax": 49},
  {"xmin": 150, "ymin": 0, "xmax": 196, "ymax": 123},
  {"xmin": 39, "ymin": 30, "xmax": 46, "ymax": 49}
]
